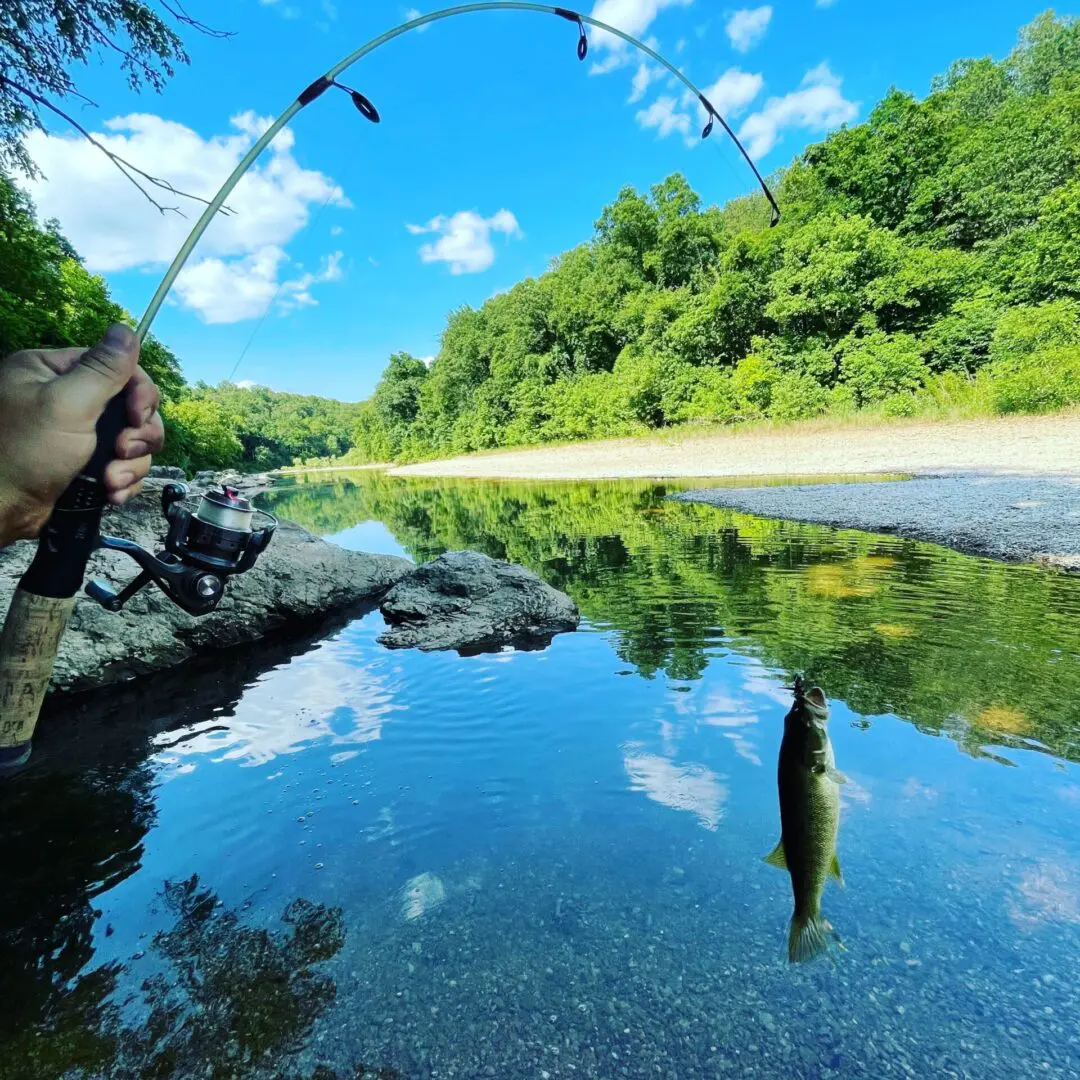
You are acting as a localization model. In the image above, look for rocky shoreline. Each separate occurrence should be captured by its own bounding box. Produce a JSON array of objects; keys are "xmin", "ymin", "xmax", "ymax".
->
[
  {"xmin": 671, "ymin": 474, "xmax": 1080, "ymax": 571},
  {"xmin": 0, "ymin": 475, "xmax": 413, "ymax": 695},
  {"xmin": 0, "ymin": 470, "xmax": 581, "ymax": 696}
]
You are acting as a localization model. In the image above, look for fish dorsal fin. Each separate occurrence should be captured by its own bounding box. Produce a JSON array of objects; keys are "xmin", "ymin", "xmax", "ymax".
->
[
  {"xmin": 764, "ymin": 840, "xmax": 787, "ymax": 870},
  {"xmin": 830, "ymin": 852, "xmax": 844, "ymax": 885}
]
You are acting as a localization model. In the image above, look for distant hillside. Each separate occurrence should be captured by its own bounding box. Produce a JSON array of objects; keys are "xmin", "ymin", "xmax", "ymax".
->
[
  {"xmin": 0, "ymin": 174, "xmax": 363, "ymax": 473},
  {"xmin": 340, "ymin": 11, "xmax": 1080, "ymax": 466}
]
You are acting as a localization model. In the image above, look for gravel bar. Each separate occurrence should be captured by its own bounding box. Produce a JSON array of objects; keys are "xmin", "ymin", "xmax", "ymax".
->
[{"xmin": 671, "ymin": 474, "xmax": 1080, "ymax": 569}]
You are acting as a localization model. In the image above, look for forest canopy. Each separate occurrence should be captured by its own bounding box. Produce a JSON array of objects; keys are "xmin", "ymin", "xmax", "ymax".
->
[
  {"xmin": 2, "ymin": 11, "xmax": 1078, "ymax": 473},
  {"xmin": 342, "ymin": 10, "xmax": 1080, "ymax": 465}
]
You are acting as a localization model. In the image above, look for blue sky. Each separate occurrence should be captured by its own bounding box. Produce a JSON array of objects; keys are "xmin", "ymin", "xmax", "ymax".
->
[{"xmin": 23, "ymin": 0, "xmax": 1048, "ymax": 400}]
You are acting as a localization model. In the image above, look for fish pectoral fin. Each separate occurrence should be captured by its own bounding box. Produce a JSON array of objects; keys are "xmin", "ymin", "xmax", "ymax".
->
[
  {"xmin": 829, "ymin": 851, "xmax": 844, "ymax": 885},
  {"xmin": 764, "ymin": 839, "xmax": 787, "ymax": 870},
  {"xmin": 826, "ymin": 766, "xmax": 849, "ymax": 785}
]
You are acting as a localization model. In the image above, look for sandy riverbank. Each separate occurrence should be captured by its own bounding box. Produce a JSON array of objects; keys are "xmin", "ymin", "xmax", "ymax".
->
[{"xmin": 389, "ymin": 413, "xmax": 1080, "ymax": 480}]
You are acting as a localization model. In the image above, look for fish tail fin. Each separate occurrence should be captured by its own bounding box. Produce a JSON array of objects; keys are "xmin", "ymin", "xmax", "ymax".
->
[{"xmin": 787, "ymin": 911, "xmax": 834, "ymax": 963}]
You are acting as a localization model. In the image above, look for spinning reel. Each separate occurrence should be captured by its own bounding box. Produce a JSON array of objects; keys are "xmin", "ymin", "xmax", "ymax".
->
[{"xmin": 87, "ymin": 483, "xmax": 278, "ymax": 616}]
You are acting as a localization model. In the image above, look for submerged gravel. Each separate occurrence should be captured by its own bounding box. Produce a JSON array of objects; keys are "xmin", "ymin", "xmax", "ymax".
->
[{"xmin": 671, "ymin": 474, "xmax": 1080, "ymax": 569}]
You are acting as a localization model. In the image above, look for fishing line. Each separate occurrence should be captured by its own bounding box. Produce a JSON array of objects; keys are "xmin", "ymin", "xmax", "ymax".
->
[
  {"xmin": 133, "ymin": 2, "xmax": 780, "ymax": 344},
  {"xmin": 706, "ymin": 136, "xmax": 766, "ymax": 208},
  {"xmin": 225, "ymin": 187, "xmax": 339, "ymax": 384}
]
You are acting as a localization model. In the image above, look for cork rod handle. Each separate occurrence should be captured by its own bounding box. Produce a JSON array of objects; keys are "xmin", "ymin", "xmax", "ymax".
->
[{"xmin": 0, "ymin": 590, "xmax": 75, "ymax": 765}]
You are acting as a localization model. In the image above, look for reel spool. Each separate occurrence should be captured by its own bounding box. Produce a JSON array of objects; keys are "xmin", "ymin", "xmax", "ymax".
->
[{"xmin": 87, "ymin": 484, "xmax": 277, "ymax": 616}]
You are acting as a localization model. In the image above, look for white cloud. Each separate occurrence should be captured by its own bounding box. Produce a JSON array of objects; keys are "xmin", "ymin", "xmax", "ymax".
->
[
  {"xmin": 22, "ymin": 111, "xmax": 350, "ymax": 323},
  {"xmin": 803, "ymin": 60, "xmax": 841, "ymax": 88},
  {"xmin": 236, "ymin": 379, "xmax": 258, "ymax": 389},
  {"xmin": 725, "ymin": 6, "xmax": 772, "ymax": 53},
  {"xmin": 816, "ymin": 0, "xmax": 838, "ymax": 7},
  {"xmin": 695, "ymin": 67, "xmax": 764, "ymax": 118},
  {"xmin": 315, "ymin": 0, "xmax": 338, "ymax": 31},
  {"xmin": 405, "ymin": 7, "xmax": 430, "ymax": 31},
  {"xmin": 675, "ymin": 36, "xmax": 687, "ymax": 52},
  {"xmin": 737, "ymin": 61, "xmax": 857, "ymax": 159},
  {"xmin": 420, "ymin": 355, "xmax": 436, "ymax": 369},
  {"xmin": 588, "ymin": 0, "xmax": 693, "ymax": 71},
  {"xmin": 154, "ymin": 649, "xmax": 394, "ymax": 770},
  {"xmin": 406, "ymin": 209, "xmax": 523, "ymax": 274},
  {"xmin": 636, "ymin": 95, "xmax": 692, "ymax": 138},
  {"xmin": 330, "ymin": 224, "xmax": 343, "ymax": 236},
  {"xmin": 173, "ymin": 248, "xmax": 343, "ymax": 325},
  {"xmin": 259, "ymin": 0, "xmax": 301, "ymax": 18},
  {"xmin": 642, "ymin": 67, "xmax": 761, "ymax": 147},
  {"xmin": 623, "ymin": 747, "xmax": 727, "ymax": 830},
  {"xmin": 629, "ymin": 61, "xmax": 663, "ymax": 103}
]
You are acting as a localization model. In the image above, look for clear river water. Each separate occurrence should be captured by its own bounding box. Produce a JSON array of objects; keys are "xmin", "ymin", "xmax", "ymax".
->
[{"xmin": 1, "ymin": 472, "xmax": 1079, "ymax": 1079}]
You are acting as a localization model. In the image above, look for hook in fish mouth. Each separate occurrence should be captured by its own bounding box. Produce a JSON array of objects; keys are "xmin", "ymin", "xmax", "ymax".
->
[{"xmin": 783, "ymin": 674, "xmax": 808, "ymax": 698}]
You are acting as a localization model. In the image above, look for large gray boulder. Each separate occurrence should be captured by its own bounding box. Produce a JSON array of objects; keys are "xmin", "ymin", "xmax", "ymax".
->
[
  {"xmin": 378, "ymin": 550, "xmax": 580, "ymax": 652},
  {"xmin": 0, "ymin": 479, "xmax": 412, "ymax": 694}
]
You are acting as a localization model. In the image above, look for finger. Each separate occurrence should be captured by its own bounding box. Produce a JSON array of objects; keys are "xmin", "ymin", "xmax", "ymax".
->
[
  {"xmin": 125, "ymin": 366, "xmax": 161, "ymax": 427},
  {"xmin": 104, "ymin": 453, "xmax": 152, "ymax": 494},
  {"xmin": 56, "ymin": 324, "xmax": 141, "ymax": 421},
  {"xmin": 108, "ymin": 480, "xmax": 145, "ymax": 507},
  {"xmin": 117, "ymin": 411, "xmax": 165, "ymax": 459}
]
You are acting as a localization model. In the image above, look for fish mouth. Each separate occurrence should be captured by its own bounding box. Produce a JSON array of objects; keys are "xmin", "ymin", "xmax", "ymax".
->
[{"xmin": 784, "ymin": 678, "xmax": 829, "ymax": 716}]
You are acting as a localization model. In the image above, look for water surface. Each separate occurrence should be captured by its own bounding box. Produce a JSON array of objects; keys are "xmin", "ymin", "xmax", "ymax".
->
[{"xmin": 2, "ymin": 474, "xmax": 1079, "ymax": 1079}]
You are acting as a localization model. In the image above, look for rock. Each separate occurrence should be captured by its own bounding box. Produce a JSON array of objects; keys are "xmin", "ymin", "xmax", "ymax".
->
[
  {"xmin": 378, "ymin": 550, "xmax": 579, "ymax": 652},
  {"xmin": 401, "ymin": 873, "xmax": 446, "ymax": 921},
  {"xmin": 0, "ymin": 479, "xmax": 413, "ymax": 695},
  {"xmin": 176, "ymin": 468, "xmax": 276, "ymax": 499}
]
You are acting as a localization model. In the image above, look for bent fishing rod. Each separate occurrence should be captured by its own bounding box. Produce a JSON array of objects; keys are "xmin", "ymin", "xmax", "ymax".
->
[{"xmin": 0, "ymin": 3, "xmax": 779, "ymax": 768}]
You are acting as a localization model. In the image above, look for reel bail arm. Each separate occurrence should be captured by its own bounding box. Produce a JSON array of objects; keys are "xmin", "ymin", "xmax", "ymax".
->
[{"xmin": 86, "ymin": 483, "xmax": 278, "ymax": 616}]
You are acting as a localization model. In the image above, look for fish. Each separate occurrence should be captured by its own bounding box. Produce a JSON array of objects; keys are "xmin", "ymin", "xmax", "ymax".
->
[{"xmin": 765, "ymin": 675, "xmax": 847, "ymax": 963}]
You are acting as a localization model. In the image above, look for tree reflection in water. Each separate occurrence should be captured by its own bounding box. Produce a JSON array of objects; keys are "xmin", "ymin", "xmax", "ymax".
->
[
  {"xmin": 0, "ymin": 872, "xmax": 396, "ymax": 1080},
  {"xmin": 0, "ymin": 617, "xmax": 402, "ymax": 1080},
  {"xmin": 262, "ymin": 473, "xmax": 1080, "ymax": 765}
]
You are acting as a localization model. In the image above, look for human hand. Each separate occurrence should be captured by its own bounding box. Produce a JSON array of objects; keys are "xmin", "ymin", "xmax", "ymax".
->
[{"xmin": 0, "ymin": 324, "xmax": 165, "ymax": 547}]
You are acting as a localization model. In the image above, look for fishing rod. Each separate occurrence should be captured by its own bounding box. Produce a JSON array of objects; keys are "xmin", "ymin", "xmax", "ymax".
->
[{"xmin": 0, "ymin": 3, "xmax": 779, "ymax": 768}]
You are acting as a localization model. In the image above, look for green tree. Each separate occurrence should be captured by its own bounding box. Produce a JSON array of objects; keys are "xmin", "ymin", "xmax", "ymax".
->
[
  {"xmin": 0, "ymin": 171, "xmax": 184, "ymax": 397},
  {"xmin": 838, "ymin": 330, "xmax": 929, "ymax": 405},
  {"xmin": 0, "ymin": 1, "xmax": 225, "ymax": 189},
  {"xmin": 160, "ymin": 397, "xmax": 242, "ymax": 472},
  {"xmin": 368, "ymin": 352, "xmax": 430, "ymax": 459},
  {"xmin": 0, "ymin": 173, "xmax": 70, "ymax": 351}
]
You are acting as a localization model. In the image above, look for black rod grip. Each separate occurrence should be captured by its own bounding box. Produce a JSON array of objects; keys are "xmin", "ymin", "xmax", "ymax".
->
[{"xmin": 19, "ymin": 393, "xmax": 129, "ymax": 599}]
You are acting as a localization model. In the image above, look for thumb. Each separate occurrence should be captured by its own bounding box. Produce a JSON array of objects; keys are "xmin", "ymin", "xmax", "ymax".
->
[{"xmin": 58, "ymin": 323, "xmax": 141, "ymax": 420}]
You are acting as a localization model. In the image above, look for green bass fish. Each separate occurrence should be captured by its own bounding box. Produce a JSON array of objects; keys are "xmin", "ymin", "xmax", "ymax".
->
[{"xmin": 765, "ymin": 677, "xmax": 847, "ymax": 963}]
